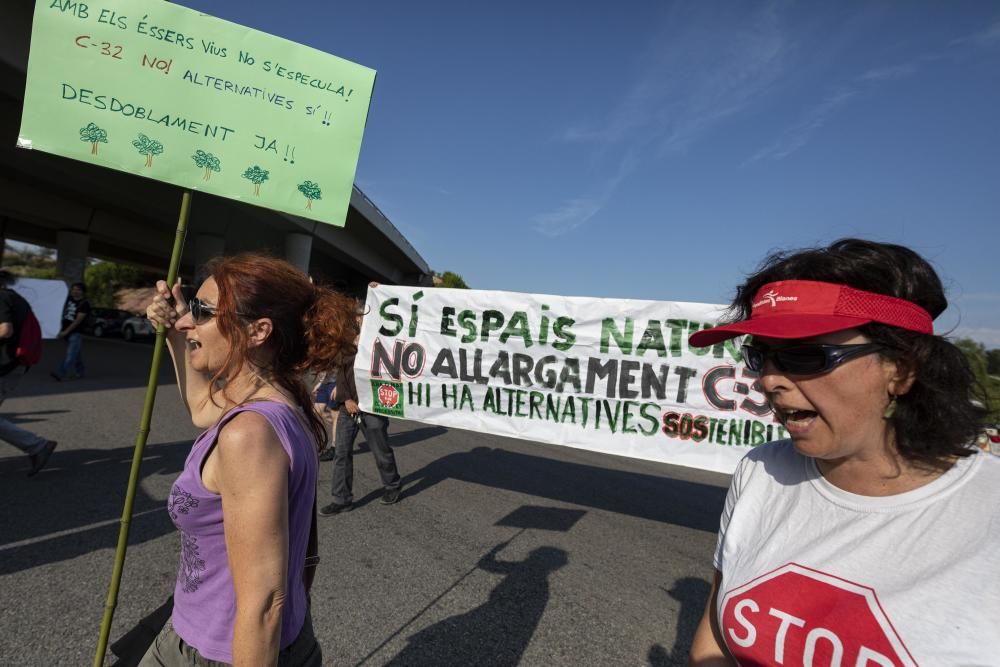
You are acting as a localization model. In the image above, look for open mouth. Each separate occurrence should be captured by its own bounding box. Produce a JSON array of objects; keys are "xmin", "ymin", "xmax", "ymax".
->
[
  {"xmin": 187, "ymin": 339, "xmax": 202, "ymax": 351},
  {"xmin": 777, "ymin": 408, "xmax": 818, "ymax": 426}
]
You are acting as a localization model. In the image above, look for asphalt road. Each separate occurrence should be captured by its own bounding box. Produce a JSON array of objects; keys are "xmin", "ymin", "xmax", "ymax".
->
[{"xmin": 0, "ymin": 337, "xmax": 731, "ymax": 666}]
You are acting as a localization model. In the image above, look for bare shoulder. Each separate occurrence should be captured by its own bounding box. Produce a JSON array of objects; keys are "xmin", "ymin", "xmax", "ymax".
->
[{"xmin": 215, "ymin": 410, "xmax": 288, "ymax": 471}]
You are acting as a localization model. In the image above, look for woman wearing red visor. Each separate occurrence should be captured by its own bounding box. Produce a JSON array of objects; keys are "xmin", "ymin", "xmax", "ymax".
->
[{"xmin": 687, "ymin": 239, "xmax": 999, "ymax": 666}]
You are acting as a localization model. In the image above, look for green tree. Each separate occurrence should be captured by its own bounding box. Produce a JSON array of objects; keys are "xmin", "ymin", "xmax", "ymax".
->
[
  {"xmin": 22, "ymin": 266, "xmax": 57, "ymax": 279},
  {"xmin": 297, "ymin": 181, "xmax": 322, "ymax": 209},
  {"xmin": 437, "ymin": 271, "xmax": 469, "ymax": 289},
  {"xmin": 242, "ymin": 165, "xmax": 270, "ymax": 196},
  {"xmin": 80, "ymin": 122, "xmax": 107, "ymax": 155},
  {"xmin": 987, "ymin": 348, "xmax": 1000, "ymax": 376},
  {"xmin": 192, "ymin": 150, "xmax": 221, "ymax": 180},
  {"xmin": 132, "ymin": 133, "xmax": 164, "ymax": 167},
  {"xmin": 2, "ymin": 243, "xmax": 57, "ymax": 278},
  {"xmin": 956, "ymin": 338, "xmax": 988, "ymax": 378},
  {"xmin": 955, "ymin": 338, "xmax": 1000, "ymax": 423},
  {"xmin": 84, "ymin": 261, "xmax": 156, "ymax": 308},
  {"xmin": 2, "ymin": 243, "xmax": 56, "ymax": 275},
  {"xmin": 983, "ymin": 378, "xmax": 1000, "ymax": 424},
  {"xmin": 2, "ymin": 246, "xmax": 157, "ymax": 307}
]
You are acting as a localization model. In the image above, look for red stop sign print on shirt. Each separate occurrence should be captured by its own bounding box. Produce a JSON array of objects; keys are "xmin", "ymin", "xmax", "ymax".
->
[{"xmin": 719, "ymin": 563, "xmax": 917, "ymax": 666}]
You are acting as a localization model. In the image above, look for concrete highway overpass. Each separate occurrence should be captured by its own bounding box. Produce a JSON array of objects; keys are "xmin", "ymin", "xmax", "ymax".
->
[{"xmin": 0, "ymin": 0, "xmax": 430, "ymax": 293}]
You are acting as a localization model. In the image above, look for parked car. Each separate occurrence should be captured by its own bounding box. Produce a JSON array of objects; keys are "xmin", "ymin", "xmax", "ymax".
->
[
  {"xmin": 82, "ymin": 308, "xmax": 132, "ymax": 338},
  {"xmin": 122, "ymin": 315, "xmax": 156, "ymax": 342}
]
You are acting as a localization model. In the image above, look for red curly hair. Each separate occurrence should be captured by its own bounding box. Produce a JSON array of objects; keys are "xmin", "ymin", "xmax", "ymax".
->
[{"xmin": 205, "ymin": 253, "xmax": 359, "ymax": 449}]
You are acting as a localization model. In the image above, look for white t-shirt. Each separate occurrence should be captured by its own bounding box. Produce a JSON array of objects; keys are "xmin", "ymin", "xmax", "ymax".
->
[{"xmin": 714, "ymin": 440, "xmax": 1000, "ymax": 666}]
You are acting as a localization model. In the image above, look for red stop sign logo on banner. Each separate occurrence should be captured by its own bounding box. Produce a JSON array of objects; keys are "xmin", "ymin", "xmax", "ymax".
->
[
  {"xmin": 719, "ymin": 563, "xmax": 917, "ymax": 666},
  {"xmin": 377, "ymin": 383, "xmax": 400, "ymax": 408}
]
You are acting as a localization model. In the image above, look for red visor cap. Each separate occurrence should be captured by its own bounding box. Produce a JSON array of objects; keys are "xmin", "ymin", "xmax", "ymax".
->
[{"xmin": 688, "ymin": 280, "xmax": 934, "ymax": 348}]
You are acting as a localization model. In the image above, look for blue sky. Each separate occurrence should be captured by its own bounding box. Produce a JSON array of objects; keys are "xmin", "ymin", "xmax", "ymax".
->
[{"xmin": 175, "ymin": 1, "xmax": 1000, "ymax": 346}]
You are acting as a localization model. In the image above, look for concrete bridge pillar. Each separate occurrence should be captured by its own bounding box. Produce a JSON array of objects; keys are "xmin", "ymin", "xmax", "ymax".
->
[
  {"xmin": 284, "ymin": 232, "xmax": 313, "ymax": 274},
  {"xmin": 193, "ymin": 233, "xmax": 226, "ymax": 282},
  {"xmin": 56, "ymin": 230, "xmax": 89, "ymax": 285}
]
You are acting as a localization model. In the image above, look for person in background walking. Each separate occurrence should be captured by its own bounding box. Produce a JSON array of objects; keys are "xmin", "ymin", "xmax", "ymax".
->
[
  {"xmin": 313, "ymin": 372, "xmax": 339, "ymax": 462},
  {"xmin": 50, "ymin": 281, "xmax": 90, "ymax": 380},
  {"xmin": 320, "ymin": 304, "xmax": 402, "ymax": 515},
  {"xmin": 0, "ymin": 271, "xmax": 57, "ymax": 476}
]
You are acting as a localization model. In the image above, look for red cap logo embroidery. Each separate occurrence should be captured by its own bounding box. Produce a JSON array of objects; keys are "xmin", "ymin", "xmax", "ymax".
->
[{"xmin": 752, "ymin": 290, "xmax": 799, "ymax": 311}]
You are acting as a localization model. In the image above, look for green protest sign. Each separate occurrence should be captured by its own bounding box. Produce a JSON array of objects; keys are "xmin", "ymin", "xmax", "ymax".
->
[{"xmin": 18, "ymin": 0, "xmax": 376, "ymax": 227}]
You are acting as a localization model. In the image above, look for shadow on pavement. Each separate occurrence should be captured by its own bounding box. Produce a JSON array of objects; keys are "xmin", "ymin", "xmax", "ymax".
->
[
  {"xmin": 352, "ymin": 425, "xmax": 448, "ymax": 456},
  {"xmin": 384, "ymin": 542, "xmax": 569, "ymax": 667},
  {"xmin": 647, "ymin": 577, "xmax": 712, "ymax": 666},
  {"xmin": 401, "ymin": 446, "xmax": 727, "ymax": 533},
  {"xmin": 4, "ymin": 409, "xmax": 71, "ymax": 424},
  {"xmin": 356, "ymin": 506, "xmax": 582, "ymax": 666},
  {"xmin": 0, "ymin": 440, "xmax": 190, "ymax": 576},
  {"xmin": 388, "ymin": 425, "xmax": 448, "ymax": 448}
]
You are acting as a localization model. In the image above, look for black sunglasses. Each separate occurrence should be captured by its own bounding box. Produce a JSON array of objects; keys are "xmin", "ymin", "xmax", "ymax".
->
[
  {"xmin": 741, "ymin": 343, "xmax": 883, "ymax": 374},
  {"xmin": 187, "ymin": 297, "xmax": 220, "ymax": 324},
  {"xmin": 188, "ymin": 297, "xmax": 248, "ymax": 324}
]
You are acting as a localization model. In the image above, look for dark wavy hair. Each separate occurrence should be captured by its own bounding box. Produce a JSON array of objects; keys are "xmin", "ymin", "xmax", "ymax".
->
[
  {"xmin": 206, "ymin": 253, "xmax": 359, "ymax": 450},
  {"xmin": 726, "ymin": 238, "xmax": 986, "ymax": 465}
]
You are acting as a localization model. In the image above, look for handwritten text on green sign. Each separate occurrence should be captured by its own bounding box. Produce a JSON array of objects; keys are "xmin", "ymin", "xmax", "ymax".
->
[{"xmin": 19, "ymin": 0, "xmax": 376, "ymax": 227}]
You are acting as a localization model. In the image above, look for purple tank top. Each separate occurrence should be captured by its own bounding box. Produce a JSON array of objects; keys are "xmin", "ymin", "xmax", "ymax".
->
[{"xmin": 167, "ymin": 400, "xmax": 318, "ymax": 663}]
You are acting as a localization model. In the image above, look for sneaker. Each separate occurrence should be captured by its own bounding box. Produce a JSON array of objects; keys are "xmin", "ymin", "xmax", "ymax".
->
[
  {"xmin": 380, "ymin": 488, "xmax": 402, "ymax": 505},
  {"xmin": 27, "ymin": 440, "xmax": 58, "ymax": 477},
  {"xmin": 319, "ymin": 501, "xmax": 352, "ymax": 516},
  {"xmin": 318, "ymin": 448, "xmax": 335, "ymax": 462}
]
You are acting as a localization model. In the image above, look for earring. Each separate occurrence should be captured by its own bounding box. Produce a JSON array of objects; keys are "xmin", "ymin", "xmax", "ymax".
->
[{"xmin": 883, "ymin": 394, "xmax": 898, "ymax": 419}]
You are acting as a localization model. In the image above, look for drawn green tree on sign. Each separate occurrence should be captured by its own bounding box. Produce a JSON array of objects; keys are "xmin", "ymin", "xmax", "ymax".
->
[
  {"xmin": 79, "ymin": 122, "xmax": 107, "ymax": 155},
  {"xmin": 192, "ymin": 150, "xmax": 221, "ymax": 181},
  {"xmin": 132, "ymin": 134, "xmax": 164, "ymax": 168},
  {"xmin": 242, "ymin": 165, "xmax": 269, "ymax": 196},
  {"xmin": 297, "ymin": 181, "xmax": 322, "ymax": 209}
]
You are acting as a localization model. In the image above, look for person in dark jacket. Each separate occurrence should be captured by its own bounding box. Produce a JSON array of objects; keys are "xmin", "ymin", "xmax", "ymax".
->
[{"xmin": 320, "ymin": 311, "xmax": 402, "ymax": 515}]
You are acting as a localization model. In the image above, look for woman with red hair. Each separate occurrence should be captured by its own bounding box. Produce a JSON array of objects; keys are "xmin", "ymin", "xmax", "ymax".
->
[{"xmin": 141, "ymin": 253, "xmax": 358, "ymax": 666}]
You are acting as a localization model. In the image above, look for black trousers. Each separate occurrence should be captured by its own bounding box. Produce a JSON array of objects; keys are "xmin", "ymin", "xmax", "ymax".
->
[{"xmin": 331, "ymin": 411, "xmax": 400, "ymax": 504}]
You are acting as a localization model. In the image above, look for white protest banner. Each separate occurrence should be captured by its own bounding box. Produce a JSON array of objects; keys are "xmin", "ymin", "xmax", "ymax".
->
[
  {"xmin": 13, "ymin": 278, "xmax": 68, "ymax": 338},
  {"xmin": 356, "ymin": 286, "xmax": 787, "ymax": 475}
]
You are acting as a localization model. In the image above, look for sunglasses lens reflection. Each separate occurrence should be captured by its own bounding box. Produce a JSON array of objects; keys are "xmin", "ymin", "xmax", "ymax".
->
[
  {"xmin": 777, "ymin": 348, "xmax": 828, "ymax": 373},
  {"xmin": 742, "ymin": 345, "xmax": 830, "ymax": 374},
  {"xmin": 189, "ymin": 298, "xmax": 207, "ymax": 324},
  {"xmin": 743, "ymin": 346, "xmax": 763, "ymax": 371}
]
